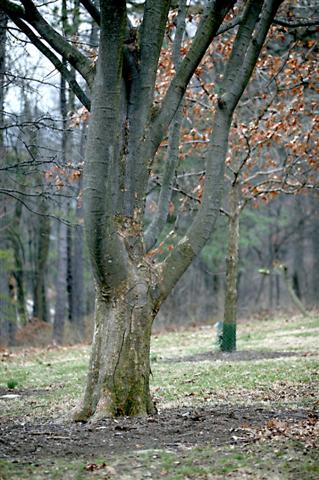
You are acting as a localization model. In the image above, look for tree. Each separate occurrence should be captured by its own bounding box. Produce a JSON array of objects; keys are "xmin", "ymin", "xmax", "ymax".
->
[
  {"xmin": 2, "ymin": 0, "xmax": 303, "ymax": 419},
  {"xmin": 218, "ymin": 21, "xmax": 319, "ymax": 350},
  {"xmin": 0, "ymin": 10, "xmax": 18, "ymax": 345}
]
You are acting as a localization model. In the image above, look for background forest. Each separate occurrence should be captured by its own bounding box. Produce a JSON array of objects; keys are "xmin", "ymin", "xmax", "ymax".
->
[{"xmin": 0, "ymin": 0, "xmax": 318, "ymax": 349}]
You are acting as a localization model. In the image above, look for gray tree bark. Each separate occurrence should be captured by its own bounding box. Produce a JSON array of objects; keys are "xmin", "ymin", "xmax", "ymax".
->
[
  {"xmin": 53, "ymin": 220, "xmax": 68, "ymax": 344},
  {"xmin": 53, "ymin": 28, "xmax": 73, "ymax": 343},
  {"xmin": 71, "ymin": 123, "xmax": 87, "ymax": 339},
  {"xmin": 311, "ymin": 201, "xmax": 319, "ymax": 307},
  {"xmin": 282, "ymin": 264, "xmax": 309, "ymax": 317},
  {"xmin": 32, "ymin": 208, "xmax": 50, "ymax": 322},
  {"xmin": 9, "ymin": 202, "xmax": 28, "ymax": 326},
  {"xmin": 221, "ymin": 185, "xmax": 240, "ymax": 352},
  {"xmin": 0, "ymin": 10, "xmax": 7, "ymax": 149},
  {"xmin": 74, "ymin": 0, "xmax": 282, "ymax": 420},
  {"xmin": 144, "ymin": 0, "xmax": 186, "ymax": 252}
]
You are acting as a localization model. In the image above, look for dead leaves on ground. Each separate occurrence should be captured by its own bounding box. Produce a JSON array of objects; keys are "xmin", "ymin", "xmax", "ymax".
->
[
  {"xmin": 240, "ymin": 413, "xmax": 319, "ymax": 448},
  {"xmin": 85, "ymin": 463, "xmax": 116, "ymax": 476}
]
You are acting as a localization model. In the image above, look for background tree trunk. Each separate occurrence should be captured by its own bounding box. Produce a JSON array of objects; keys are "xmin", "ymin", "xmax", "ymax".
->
[
  {"xmin": 9, "ymin": 201, "xmax": 28, "ymax": 326},
  {"xmin": 53, "ymin": 220, "xmax": 68, "ymax": 344},
  {"xmin": 0, "ymin": 11, "xmax": 16, "ymax": 344},
  {"xmin": 311, "ymin": 209, "xmax": 319, "ymax": 307},
  {"xmin": 71, "ymin": 218, "xmax": 85, "ymax": 338},
  {"xmin": 32, "ymin": 202, "xmax": 50, "ymax": 322},
  {"xmin": 71, "ymin": 122, "xmax": 87, "ymax": 339},
  {"xmin": 282, "ymin": 265, "xmax": 309, "ymax": 317},
  {"xmin": 0, "ymin": 252, "xmax": 17, "ymax": 346},
  {"xmin": 221, "ymin": 186, "xmax": 240, "ymax": 352}
]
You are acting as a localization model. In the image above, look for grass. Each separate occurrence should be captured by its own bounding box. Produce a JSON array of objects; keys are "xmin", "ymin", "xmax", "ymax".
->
[
  {"xmin": 152, "ymin": 356, "xmax": 318, "ymax": 409},
  {"xmin": 0, "ymin": 312, "xmax": 318, "ymax": 479},
  {"xmin": 132, "ymin": 441, "xmax": 319, "ymax": 480},
  {"xmin": 0, "ymin": 459, "xmax": 89, "ymax": 480},
  {"xmin": 0, "ymin": 347, "xmax": 89, "ymax": 418},
  {"xmin": 151, "ymin": 313, "xmax": 319, "ymax": 357},
  {"xmin": 1, "ymin": 441, "xmax": 318, "ymax": 480}
]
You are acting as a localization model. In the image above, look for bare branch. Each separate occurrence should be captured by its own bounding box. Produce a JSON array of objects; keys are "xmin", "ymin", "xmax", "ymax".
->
[
  {"xmin": 0, "ymin": 190, "xmax": 73, "ymax": 225},
  {"xmin": 148, "ymin": 1, "xmax": 234, "ymax": 159},
  {"xmin": 217, "ymin": 14, "xmax": 242, "ymax": 35},
  {"xmin": 8, "ymin": 16, "xmax": 91, "ymax": 110},
  {"xmin": 2, "ymin": 0, "xmax": 94, "ymax": 86},
  {"xmin": 80, "ymin": 0, "xmax": 100, "ymax": 25},
  {"xmin": 156, "ymin": 0, "xmax": 284, "ymax": 305},
  {"xmin": 273, "ymin": 16, "xmax": 319, "ymax": 28},
  {"xmin": 144, "ymin": 0, "xmax": 187, "ymax": 252}
]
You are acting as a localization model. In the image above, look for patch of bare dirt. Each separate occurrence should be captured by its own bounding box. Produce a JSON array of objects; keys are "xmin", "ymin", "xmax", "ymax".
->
[
  {"xmin": 0, "ymin": 387, "xmax": 50, "ymax": 398},
  {"xmin": 0, "ymin": 404, "xmax": 317, "ymax": 463}
]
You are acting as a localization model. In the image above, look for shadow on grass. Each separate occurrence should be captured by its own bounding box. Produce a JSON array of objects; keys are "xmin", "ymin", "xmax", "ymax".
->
[{"xmin": 165, "ymin": 350, "xmax": 315, "ymax": 363}]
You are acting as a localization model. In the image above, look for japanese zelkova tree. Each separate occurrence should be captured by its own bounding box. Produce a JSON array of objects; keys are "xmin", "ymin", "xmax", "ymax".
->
[{"xmin": 1, "ymin": 0, "xmax": 291, "ymax": 419}]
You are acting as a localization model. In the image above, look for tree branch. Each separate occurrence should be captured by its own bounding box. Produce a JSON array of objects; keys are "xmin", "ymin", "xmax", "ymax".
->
[
  {"xmin": 221, "ymin": 0, "xmax": 264, "ymax": 105},
  {"xmin": 223, "ymin": 0, "xmax": 284, "ymax": 111},
  {"xmin": 0, "ymin": 0, "xmax": 25, "ymax": 18},
  {"xmin": 217, "ymin": 14, "xmax": 243, "ymax": 35},
  {"xmin": 2, "ymin": 0, "xmax": 94, "ymax": 86},
  {"xmin": 83, "ymin": 0, "xmax": 129, "ymax": 290},
  {"xmin": 0, "ymin": 191, "xmax": 73, "ymax": 225},
  {"xmin": 273, "ymin": 17, "xmax": 319, "ymax": 28},
  {"xmin": 80, "ymin": 0, "xmax": 101, "ymax": 25},
  {"xmin": 9, "ymin": 16, "xmax": 91, "ymax": 110},
  {"xmin": 148, "ymin": 0, "xmax": 234, "ymax": 161},
  {"xmin": 128, "ymin": 0, "xmax": 171, "ymax": 216},
  {"xmin": 144, "ymin": 0, "xmax": 187, "ymax": 252},
  {"xmin": 155, "ymin": 0, "xmax": 284, "ymax": 305}
]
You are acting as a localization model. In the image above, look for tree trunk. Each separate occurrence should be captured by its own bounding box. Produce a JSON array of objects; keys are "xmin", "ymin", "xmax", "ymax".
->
[
  {"xmin": 0, "ymin": 11, "xmax": 7, "ymax": 149},
  {"xmin": 0, "ymin": 253, "xmax": 17, "ymax": 346},
  {"xmin": 71, "ymin": 201, "xmax": 86, "ymax": 339},
  {"xmin": 73, "ymin": 264, "xmax": 156, "ymax": 421},
  {"xmin": 71, "ymin": 123, "xmax": 87, "ymax": 338},
  {"xmin": 66, "ymin": 221, "xmax": 74, "ymax": 322},
  {"xmin": 32, "ymin": 207, "xmax": 50, "ymax": 322},
  {"xmin": 221, "ymin": 186, "xmax": 240, "ymax": 352},
  {"xmin": 53, "ymin": 220, "xmax": 68, "ymax": 344},
  {"xmin": 12, "ymin": 232, "xmax": 28, "ymax": 325},
  {"xmin": 292, "ymin": 197, "xmax": 305, "ymax": 302},
  {"xmin": 268, "ymin": 231, "xmax": 274, "ymax": 311},
  {"xmin": 282, "ymin": 265, "xmax": 309, "ymax": 317},
  {"xmin": 71, "ymin": 0, "xmax": 281, "ymax": 420},
  {"xmin": 22, "ymin": 99, "xmax": 51, "ymax": 324},
  {"xmin": 311, "ymin": 209, "xmax": 319, "ymax": 307},
  {"xmin": 8, "ymin": 197, "xmax": 28, "ymax": 326}
]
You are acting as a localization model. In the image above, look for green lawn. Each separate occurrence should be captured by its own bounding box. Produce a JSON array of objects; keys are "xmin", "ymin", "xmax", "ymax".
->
[{"xmin": 0, "ymin": 313, "xmax": 318, "ymax": 479}]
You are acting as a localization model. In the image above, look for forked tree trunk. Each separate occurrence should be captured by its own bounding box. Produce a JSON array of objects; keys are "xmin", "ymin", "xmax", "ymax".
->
[
  {"xmin": 71, "ymin": 0, "xmax": 282, "ymax": 421},
  {"xmin": 73, "ymin": 264, "xmax": 157, "ymax": 420}
]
